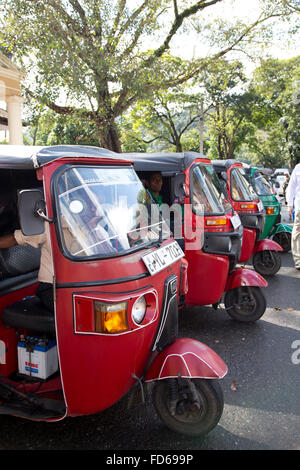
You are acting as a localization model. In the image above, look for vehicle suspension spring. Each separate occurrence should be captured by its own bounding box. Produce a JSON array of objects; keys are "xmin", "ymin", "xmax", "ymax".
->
[{"xmin": 167, "ymin": 378, "xmax": 178, "ymax": 416}]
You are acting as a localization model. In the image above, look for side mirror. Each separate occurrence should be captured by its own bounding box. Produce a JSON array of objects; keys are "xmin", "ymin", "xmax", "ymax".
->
[
  {"xmin": 174, "ymin": 173, "xmax": 187, "ymax": 198},
  {"xmin": 18, "ymin": 189, "xmax": 46, "ymax": 236}
]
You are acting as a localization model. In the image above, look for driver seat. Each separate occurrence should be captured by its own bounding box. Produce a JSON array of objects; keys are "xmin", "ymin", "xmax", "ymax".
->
[{"xmin": 2, "ymin": 296, "xmax": 55, "ymax": 334}]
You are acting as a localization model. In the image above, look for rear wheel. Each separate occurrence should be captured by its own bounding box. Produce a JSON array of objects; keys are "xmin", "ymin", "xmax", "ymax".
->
[
  {"xmin": 154, "ymin": 378, "xmax": 224, "ymax": 437},
  {"xmin": 252, "ymin": 250, "xmax": 281, "ymax": 276},
  {"xmin": 272, "ymin": 231, "xmax": 291, "ymax": 253},
  {"xmin": 224, "ymin": 286, "xmax": 266, "ymax": 322}
]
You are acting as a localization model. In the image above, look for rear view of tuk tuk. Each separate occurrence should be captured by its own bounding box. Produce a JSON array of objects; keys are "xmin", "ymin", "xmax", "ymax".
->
[{"xmin": 0, "ymin": 145, "xmax": 227, "ymax": 438}]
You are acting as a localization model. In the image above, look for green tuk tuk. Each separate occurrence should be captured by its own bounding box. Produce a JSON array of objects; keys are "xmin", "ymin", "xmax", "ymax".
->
[{"xmin": 245, "ymin": 166, "xmax": 292, "ymax": 252}]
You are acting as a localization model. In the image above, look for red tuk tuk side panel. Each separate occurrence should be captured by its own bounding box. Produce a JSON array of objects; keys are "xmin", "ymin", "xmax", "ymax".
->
[
  {"xmin": 184, "ymin": 250, "xmax": 229, "ymax": 306},
  {"xmin": 55, "ymin": 275, "xmax": 175, "ymax": 417},
  {"xmin": 225, "ymin": 267, "xmax": 268, "ymax": 292},
  {"xmin": 239, "ymin": 227, "xmax": 257, "ymax": 263},
  {"xmin": 253, "ymin": 238, "xmax": 283, "ymax": 254},
  {"xmin": 145, "ymin": 337, "xmax": 228, "ymax": 381}
]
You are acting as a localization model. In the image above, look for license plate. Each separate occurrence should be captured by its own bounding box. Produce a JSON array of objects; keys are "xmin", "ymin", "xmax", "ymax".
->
[
  {"xmin": 230, "ymin": 213, "xmax": 241, "ymax": 230},
  {"xmin": 142, "ymin": 241, "xmax": 184, "ymax": 276},
  {"xmin": 257, "ymin": 200, "xmax": 264, "ymax": 212}
]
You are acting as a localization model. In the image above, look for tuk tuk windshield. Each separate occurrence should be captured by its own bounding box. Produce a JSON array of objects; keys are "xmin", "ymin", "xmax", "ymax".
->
[
  {"xmin": 56, "ymin": 166, "xmax": 167, "ymax": 258},
  {"xmin": 231, "ymin": 167, "xmax": 257, "ymax": 202},
  {"xmin": 252, "ymin": 170, "xmax": 273, "ymax": 196},
  {"xmin": 191, "ymin": 164, "xmax": 232, "ymax": 215}
]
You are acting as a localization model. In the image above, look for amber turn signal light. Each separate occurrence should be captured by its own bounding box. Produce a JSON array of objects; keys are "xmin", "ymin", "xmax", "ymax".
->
[{"xmin": 94, "ymin": 301, "xmax": 128, "ymax": 334}]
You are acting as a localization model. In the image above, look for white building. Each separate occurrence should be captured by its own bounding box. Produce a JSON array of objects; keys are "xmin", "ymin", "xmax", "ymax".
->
[{"xmin": 0, "ymin": 51, "xmax": 25, "ymax": 145}]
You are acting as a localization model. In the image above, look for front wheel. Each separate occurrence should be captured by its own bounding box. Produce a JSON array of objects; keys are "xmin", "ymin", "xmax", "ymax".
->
[
  {"xmin": 252, "ymin": 250, "xmax": 281, "ymax": 276},
  {"xmin": 224, "ymin": 286, "xmax": 266, "ymax": 322},
  {"xmin": 154, "ymin": 378, "xmax": 224, "ymax": 437}
]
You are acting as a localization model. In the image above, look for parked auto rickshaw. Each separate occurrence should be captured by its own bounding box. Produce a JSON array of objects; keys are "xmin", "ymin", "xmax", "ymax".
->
[
  {"xmin": 212, "ymin": 160, "xmax": 283, "ymax": 276},
  {"xmin": 243, "ymin": 165, "xmax": 292, "ymax": 252},
  {"xmin": 124, "ymin": 151, "xmax": 268, "ymax": 323},
  {"xmin": 0, "ymin": 145, "xmax": 228, "ymax": 437}
]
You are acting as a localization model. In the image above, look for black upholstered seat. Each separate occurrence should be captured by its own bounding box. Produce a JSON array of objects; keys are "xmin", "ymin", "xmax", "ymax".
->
[
  {"xmin": 0, "ymin": 245, "xmax": 41, "ymax": 278},
  {"xmin": 2, "ymin": 296, "xmax": 55, "ymax": 334}
]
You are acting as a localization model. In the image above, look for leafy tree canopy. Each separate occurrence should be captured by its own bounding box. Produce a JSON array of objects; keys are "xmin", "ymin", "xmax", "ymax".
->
[{"xmin": 1, "ymin": 0, "xmax": 299, "ymax": 151}]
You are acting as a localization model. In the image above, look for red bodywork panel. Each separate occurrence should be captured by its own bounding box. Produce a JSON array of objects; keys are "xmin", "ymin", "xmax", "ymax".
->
[
  {"xmin": 185, "ymin": 250, "xmax": 229, "ymax": 305},
  {"xmin": 145, "ymin": 337, "xmax": 228, "ymax": 381},
  {"xmin": 225, "ymin": 267, "xmax": 268, "ymax": 291},
  {"xmin": 239, "ymin": 227, "xmax": 256, "ymax": 263},
  {"xmin": 253, "ymin": 238, "xmax": 283, "ymax": 254}
]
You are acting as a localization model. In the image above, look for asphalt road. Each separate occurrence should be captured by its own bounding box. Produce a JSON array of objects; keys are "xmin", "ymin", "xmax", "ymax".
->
[{"xmin": 0, "ymin": 203, "xmax": 299, "ymax": 451}]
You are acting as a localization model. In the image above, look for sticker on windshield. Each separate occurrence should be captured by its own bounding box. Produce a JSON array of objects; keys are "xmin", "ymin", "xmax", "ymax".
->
[{"xmin": 142, "ymin": 241, "xmax": 184, "ymax": 276}]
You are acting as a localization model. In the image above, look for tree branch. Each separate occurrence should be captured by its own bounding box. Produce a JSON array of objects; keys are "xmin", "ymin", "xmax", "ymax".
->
[{"xmin": 150, "ymin": 0, "xmax": 224, "ymax": 60}]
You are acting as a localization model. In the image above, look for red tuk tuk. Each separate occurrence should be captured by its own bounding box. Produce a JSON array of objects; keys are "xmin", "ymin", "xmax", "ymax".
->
[
  {"xmin": 212, "ymin": 160, "xmax": 283, "ymax": 276},
  {"xmin": 125, "ymin": 152, "xmax": 268, "ymax": 322},
  {"xmin": 0, "ymin": 145, "xmax": 227, "ymax": 437}
]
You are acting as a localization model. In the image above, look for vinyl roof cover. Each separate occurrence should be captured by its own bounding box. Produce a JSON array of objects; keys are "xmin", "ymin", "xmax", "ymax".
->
[
  {"xmin": 122, "ymin": 151, "xmax": 206, "ymax": 173},
  {"xmin": 212, "ymin": 159, "xmax": 240, "ymax": 172},
  {"xmin": 0, "ymin": 145, "xmax": 124, "ymax": 170}
]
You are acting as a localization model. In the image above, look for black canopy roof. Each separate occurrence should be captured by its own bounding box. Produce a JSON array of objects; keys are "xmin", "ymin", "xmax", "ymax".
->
[
  {"xmin": 211, "ymin": 159, "xmax": 241, "ymax": 173},
  {"xmin": 0, "ymin": 145, "xmax": 124, "ymax": 170},
  {"xmin": 122, "ymin": 151, "xmax": 206, "ymax": 173}
]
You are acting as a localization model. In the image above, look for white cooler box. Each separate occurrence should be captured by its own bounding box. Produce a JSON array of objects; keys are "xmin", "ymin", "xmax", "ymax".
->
[{"xmin": 18, "ymin": 336, "xmax": 58, "ymax": 380}]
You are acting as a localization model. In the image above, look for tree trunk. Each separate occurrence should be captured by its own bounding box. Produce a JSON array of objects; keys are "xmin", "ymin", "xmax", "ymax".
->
[
  {"xmin": 175, "ymin": 138, "xmax": 183, "ymax": 152},
  {"xmin": 95, "ymin": 120, "xmax": 122, "ymax": 153}
]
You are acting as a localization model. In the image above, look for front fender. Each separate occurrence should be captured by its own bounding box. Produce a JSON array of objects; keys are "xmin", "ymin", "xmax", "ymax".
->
[
  {"xmin": 253, "ymin": 238, "xmax": 283, "ymax": 253},
  {"xmin": 270, "ymin": 223, "xmax": 293, "ymax": 236},
  {"xmin": 225, "ymin": 267, "xmax": 268, "ymax": 291},
  {"xmin": 145, "ymin": 337, "xmax": 227, "ymax": 382}
]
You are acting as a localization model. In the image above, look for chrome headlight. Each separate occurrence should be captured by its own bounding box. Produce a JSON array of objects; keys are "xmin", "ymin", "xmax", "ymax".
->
[{"xmin": 132, "ymin": 296, "xmax": 147, "ymax": 324}]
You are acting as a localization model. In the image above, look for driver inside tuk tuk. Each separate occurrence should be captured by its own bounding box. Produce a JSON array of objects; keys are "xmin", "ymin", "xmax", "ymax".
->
[{"xmin": 145, "ymin": 172, "xmax": 163, "ymax": 207}]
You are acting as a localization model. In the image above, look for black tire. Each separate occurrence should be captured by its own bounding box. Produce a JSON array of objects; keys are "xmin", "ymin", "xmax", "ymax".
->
[
  {"xmin": 224, "ymin": 286, "xmax": 266, "ymax": 322},
  {"xmin": 272, "ymin": 232, "xmax": 291, "ymax": 253},
  {"xmin": 252, "ymin": 250, "xmax": 281, "ymax": 276},
  {"xmin": 153, "ymin": 378, "xmax": 224, "ymax": 437}
]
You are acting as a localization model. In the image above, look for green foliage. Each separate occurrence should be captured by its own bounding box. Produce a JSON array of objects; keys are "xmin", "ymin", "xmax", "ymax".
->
[
  {"xmin": 0, "ymin": 0, "xmax": 235, "ymax": 151},
  {"xmin": 25, "ymin": 110, "xmax": 99, "ymax": 146},
  {"xmin": 120, "ymin": 81, "xmax": 204, "ymax": 152},
  {"xmin": 1, "ymin": 0, "xmax": 298, "ymax": 152},
  {"xmin": 197, "ymin": 59, "xmax": 258, "ymax": 160},
  {"xmin": 249, "ymin": 56, "xmax": 300, "ymax": 167}
]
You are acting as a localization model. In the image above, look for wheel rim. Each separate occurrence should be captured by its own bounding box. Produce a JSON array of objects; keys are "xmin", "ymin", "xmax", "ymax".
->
[
  {"xmin": 254, "ymin": 250, "xmax": 280, "ymax": 274},
  {"xmin": 256, "ymin": 251, "xmax": 275, "ymax": 269},
  {"xmin": 168, "ymin": 383, "xmax": 207, "ymax": 424},
  {"xmin": 233, "ymin": 288, "xmax": 257, "ymax": 315}
]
